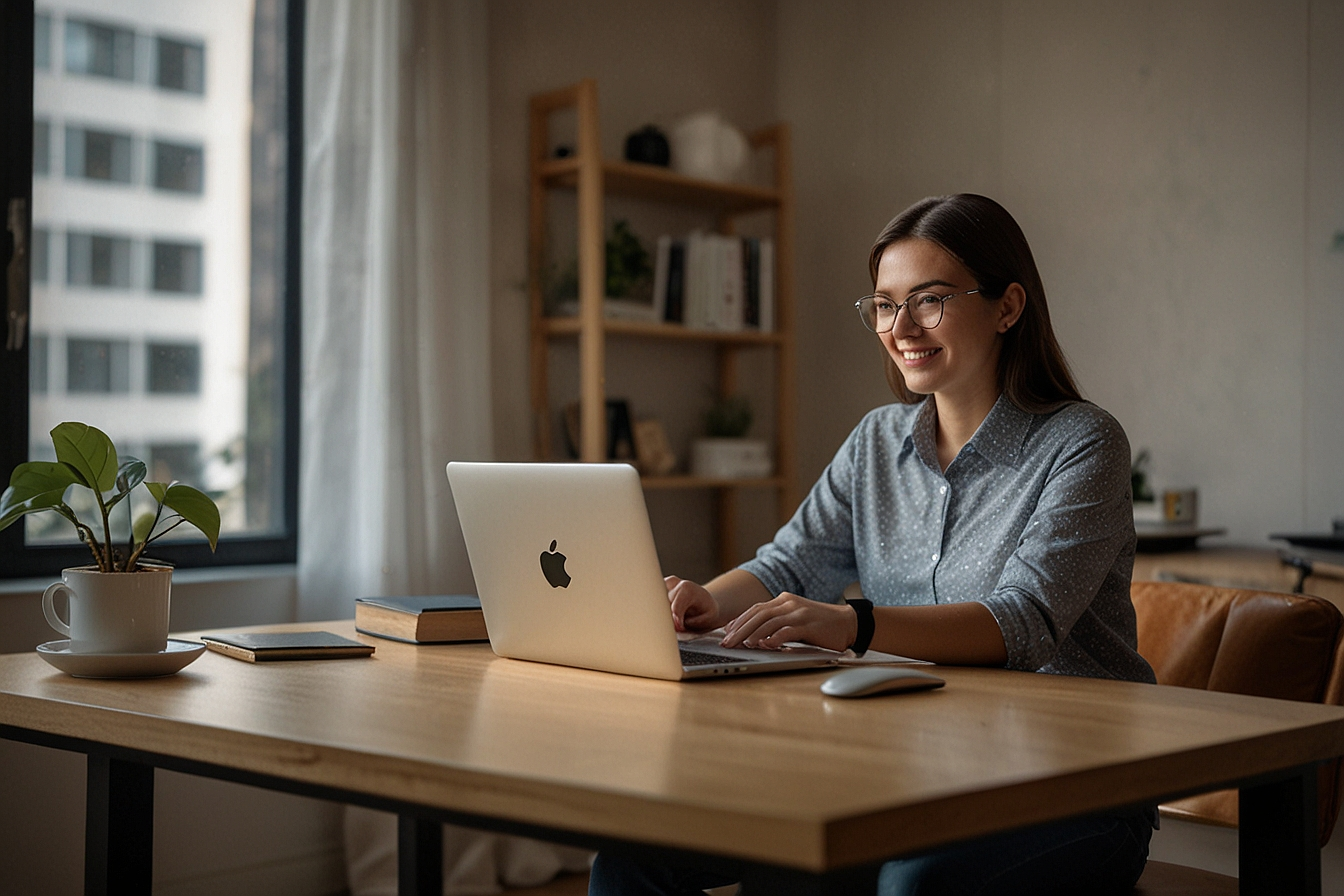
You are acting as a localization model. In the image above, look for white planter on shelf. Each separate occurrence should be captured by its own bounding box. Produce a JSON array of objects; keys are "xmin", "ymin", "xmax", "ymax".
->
[{"xmin": 691, "ymin": 438, "xmax": 772, "ymax": 479}]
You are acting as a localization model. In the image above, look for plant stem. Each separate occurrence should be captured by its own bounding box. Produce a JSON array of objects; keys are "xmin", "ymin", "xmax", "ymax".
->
[
  {"xmin": 125, "ymin": 509, "xmax": 177, "ymax": 570},
  {"xmin": 92, "ymin": 483, "xmax": 114, "ymax": 571}
]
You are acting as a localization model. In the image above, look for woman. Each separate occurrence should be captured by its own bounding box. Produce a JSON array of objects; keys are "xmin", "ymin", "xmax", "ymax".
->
[{"xmin": 590, "ymin": 194, "xmax": 1155, "ymax": 896}]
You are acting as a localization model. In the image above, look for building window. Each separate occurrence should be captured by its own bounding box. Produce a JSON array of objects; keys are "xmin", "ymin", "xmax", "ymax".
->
[
  {"xmin": 66, "ymin": 232, "xmax": 133, "ymax": 289},
  {"xmin": 149, "ymin": 442, "xmax": 204, "ymax": 486},
  {"xmin": 147, "ymin": 341, "xmax": 201, "ymax": 394},
  {"xmin": 152, "ymin": 140, "xmax": 204, "ymax": 193},
  {"xmin": 31, "ymin": 227, "xmax": 49, "ymax": 284},
  {"xmin": 5, "ymin": 0, "xmax": 304, "ymax": 576},
  {"xmin": 33, "ymin": 119, "xmax": 50, "ymax": 175},
  {"xmin": 30, "ymin": 335, "xmax": 49, "ymax": 394},
  {"xmin": 34, "ymin": 13, "xmax": 52, "ymax": 70},
  {"xmin": 65, "ymin": 19, "xmax": 136, "ymax": 81},
  {"xmin": 156, "ymin": 37, "xmax": 205, "ymax": 94},
  {"xmin": 65, "ymin": 125, "xmax": 134, "ymax": 184},
  {"xmin": 67, "ymin": 338, "xmax": 131, "ymax": 393},
  {"xmin": 152, "ymin": 240, "xmax": 203, "ymax": 294}
]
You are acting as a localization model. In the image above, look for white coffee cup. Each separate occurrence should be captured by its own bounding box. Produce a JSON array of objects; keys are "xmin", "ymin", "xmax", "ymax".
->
[{"xmin": 42, "ymin": 566, "xmax": 172, "ymax": 654}]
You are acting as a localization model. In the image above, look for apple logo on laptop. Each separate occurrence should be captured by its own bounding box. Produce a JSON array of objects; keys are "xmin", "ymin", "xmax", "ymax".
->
[{"xmin": 540, "ymin": 540, "xmax": 571, "ymax": 588}]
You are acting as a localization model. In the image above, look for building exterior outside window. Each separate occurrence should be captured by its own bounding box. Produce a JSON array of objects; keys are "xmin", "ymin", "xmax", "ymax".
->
[{"xmin": 23, "ymin": 1, "xmax": 284, "ymax": 557}]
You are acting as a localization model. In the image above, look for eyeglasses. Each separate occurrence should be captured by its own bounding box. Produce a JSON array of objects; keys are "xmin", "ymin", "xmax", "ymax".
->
[{"xmin": 854, "ymin": 289, "xmax": 980, "ymax": 333}]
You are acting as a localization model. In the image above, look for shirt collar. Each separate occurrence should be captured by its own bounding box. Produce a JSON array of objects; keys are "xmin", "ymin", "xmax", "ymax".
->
[
  {"xmin": 965, "ymin": 394, "xmax": 1035, "ymax": 468},
  {"xmin": 904, "ymin": 394, "xmax": 1037, "ymax": 472}
]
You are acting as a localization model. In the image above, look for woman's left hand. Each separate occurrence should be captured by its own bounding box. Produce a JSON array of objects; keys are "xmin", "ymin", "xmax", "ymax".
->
[{"xmin": 720, "ymin": 592, "xmax": 859, "ymax": 653}]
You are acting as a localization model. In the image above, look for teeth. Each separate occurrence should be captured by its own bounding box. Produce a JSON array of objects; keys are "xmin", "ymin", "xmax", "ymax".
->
[{"xmin": 902, "ymin": 349, "xmax": 938, "ymax": 360}]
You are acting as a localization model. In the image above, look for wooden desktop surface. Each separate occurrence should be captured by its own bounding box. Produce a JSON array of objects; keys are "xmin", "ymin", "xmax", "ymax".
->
[{"xmin": 3, "ymin": 620, "xmax": 1344, "ymax": 873}]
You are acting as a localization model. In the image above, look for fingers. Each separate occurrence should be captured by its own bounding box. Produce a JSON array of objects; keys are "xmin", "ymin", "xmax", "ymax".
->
[
  {"xmin": 666, "ymin": 576, "xmax": 714, "ymax": 632},
  {"xmin": 722, "ymin": 594, "xmax": 805, "ymax": 649}
]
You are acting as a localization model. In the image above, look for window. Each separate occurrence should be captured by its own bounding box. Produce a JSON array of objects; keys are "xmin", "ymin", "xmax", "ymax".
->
[
  {"xmin": 152, "ymin": 139, "xmax": 204, "ymax": 193},
  {"xmin": 67, "ymin": 338, "xmax": 131, "ymax": 393},
  {"xmin": 152, "ymin": 240, "xmax": 203, "ymax": 294},
  {"xmin": 31, "ymin": 227, "xmax": 48, "ymax": 283},
  {"xmin": 34, "ymin": 13, "xmax": 50, "ymax": 70},
  {"xmin": 65, "ymin": 18, "xmax": 136, "ymax": 81},
  {"xmin": 66, "ymin": 232, "xmax": 133, "ymax": 289},
  {"xmin": 147, "ymin": 341, "xmax": 201, "ymax": 394},
  {"xmin": 2, "ymin": 1, "xmax": 304, "ymax": 576},
  {"xmin": 30, "ymin": 334, "xmax": 49, "ymax": 394},
  {"xmin": 156, "ymin": 37, "xmax": 205, "ymax": 94},
  {"xmin": 65, "ymin": 125, "xmax": 134, "ymax": 183},
  {"xmin": 33, "ymin": 118, "xmax": 49, "ymax": 174},
  {"xmin": 149, "ymin": 441, "xmax": 203, "ymax": 484}
]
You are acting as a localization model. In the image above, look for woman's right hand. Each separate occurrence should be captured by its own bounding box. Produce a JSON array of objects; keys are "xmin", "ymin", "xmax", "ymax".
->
[{"xmin": 666, "ymin": 575, "xmax": 723, "ymax": 632}]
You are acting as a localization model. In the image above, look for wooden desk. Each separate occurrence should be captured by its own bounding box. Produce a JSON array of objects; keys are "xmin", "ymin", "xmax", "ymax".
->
[{"xmin": 3, "ymin": 620, "xmax": 1344, "ymax": 895}]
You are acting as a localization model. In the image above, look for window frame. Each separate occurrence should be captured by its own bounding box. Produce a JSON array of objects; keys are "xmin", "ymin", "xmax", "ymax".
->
[{"xmin": 0, "ymin": 0, "xmax": 304, "ymax": 578}]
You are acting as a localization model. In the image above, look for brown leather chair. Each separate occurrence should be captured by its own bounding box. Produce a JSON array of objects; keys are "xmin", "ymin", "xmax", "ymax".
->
[{"xmin": 1130, "ymin": 580, "xmax": 1344, "ymax": 893}]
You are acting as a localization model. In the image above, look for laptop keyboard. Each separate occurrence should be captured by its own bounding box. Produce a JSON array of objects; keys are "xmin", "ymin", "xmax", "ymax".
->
[{"xmin": 680, "ymin": 646, "xmax": 758, "ymax": 667}]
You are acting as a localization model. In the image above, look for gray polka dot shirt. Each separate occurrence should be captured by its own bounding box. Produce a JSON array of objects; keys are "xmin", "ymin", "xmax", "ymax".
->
[{"xmin": 740, "ymin": 395, "xmax": 1155, "ymax": 682}]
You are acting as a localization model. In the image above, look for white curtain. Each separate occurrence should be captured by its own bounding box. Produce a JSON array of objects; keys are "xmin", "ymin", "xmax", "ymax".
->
[
  {"xmin": 302, "ymin": 2, "xmax": 593, "ymax": 892},
  {"xmin": 300, "ymin": 0, "xmax": 491, "ymax": 621}
]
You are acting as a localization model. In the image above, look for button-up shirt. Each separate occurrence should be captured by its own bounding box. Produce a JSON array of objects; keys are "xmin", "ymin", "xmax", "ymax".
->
[{"xmin": 740, "ymin": 395, "xmax": 1155, "ymax": 682}]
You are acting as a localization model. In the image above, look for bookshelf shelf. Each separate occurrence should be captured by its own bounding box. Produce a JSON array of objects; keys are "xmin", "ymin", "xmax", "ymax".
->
[{"xmin": 528, "ymin": 78, "xmax": 796, "ymax": 573}]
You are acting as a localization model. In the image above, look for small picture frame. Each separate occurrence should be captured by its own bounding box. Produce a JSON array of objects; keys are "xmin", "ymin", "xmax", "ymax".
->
[{"xmin": 634, "ymin": 419, "xmax": 677, "ymax": 476}]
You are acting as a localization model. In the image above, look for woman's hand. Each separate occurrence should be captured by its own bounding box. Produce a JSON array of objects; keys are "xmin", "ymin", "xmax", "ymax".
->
[
  {"xmin": 666, "ymin": 576, "xmax": 724, "ymax": 632},
  {"xmin": 720, "ymin": 592, "xmax": 858, "ymax": 653}
]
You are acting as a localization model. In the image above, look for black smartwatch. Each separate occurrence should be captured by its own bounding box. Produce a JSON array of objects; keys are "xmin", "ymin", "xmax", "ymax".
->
[{"xmin": 845, "ymin": 598, "xmax": 875, "ymax": 656}]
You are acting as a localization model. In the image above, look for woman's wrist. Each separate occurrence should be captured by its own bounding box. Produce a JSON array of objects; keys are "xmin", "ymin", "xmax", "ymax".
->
[{"xmin": 845, "ymin": 598, "xmax": 875, "ymax": 655}]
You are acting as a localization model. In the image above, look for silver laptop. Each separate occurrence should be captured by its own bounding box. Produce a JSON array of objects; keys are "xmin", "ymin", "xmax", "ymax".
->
[{"xmin": 446, "ymin": 461, "xmax": 846, "ymax": 681}]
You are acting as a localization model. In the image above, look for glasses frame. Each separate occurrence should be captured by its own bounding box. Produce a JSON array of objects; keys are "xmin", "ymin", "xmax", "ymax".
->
[{"xmin": 854, "ymin": 288, "xmax": 981, "ymax": 333}]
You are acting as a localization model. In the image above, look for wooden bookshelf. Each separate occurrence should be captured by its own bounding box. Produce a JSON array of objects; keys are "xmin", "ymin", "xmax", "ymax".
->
[{"xmin": 527, "ymin": 79, "xmax": 797, "ymax": 572}]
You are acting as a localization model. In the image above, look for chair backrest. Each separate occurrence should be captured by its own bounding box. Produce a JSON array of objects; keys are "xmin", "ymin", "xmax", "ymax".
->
[{"xmin": 1130, "ymin": 580, "xmax": 1344, "ymax": 846}]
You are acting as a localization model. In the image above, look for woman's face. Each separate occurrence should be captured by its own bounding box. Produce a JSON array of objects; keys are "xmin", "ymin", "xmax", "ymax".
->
[{"xmin": 873, "ymin": 239, "xmax": 1021, "ymax": 407}]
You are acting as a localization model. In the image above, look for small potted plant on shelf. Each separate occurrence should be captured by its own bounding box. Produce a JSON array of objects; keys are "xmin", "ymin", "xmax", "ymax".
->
[
  {"xmin": 0, "ymin": 422, "xmax": 220, "ymax": 655},
  {"xmin": 691, "ymin": 395, "xmax": 773, "ymax": 479}
]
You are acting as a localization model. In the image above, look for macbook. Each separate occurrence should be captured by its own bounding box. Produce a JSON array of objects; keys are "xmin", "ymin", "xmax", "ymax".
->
[{"xmin": 446, "ymin": 461, "xmax": 847, "ymax": 681}]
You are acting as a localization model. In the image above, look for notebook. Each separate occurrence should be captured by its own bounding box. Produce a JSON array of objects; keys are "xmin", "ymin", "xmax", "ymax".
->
[{"xmin": 445, "ymin": 461, "xmax": 850, "ymax": 681}]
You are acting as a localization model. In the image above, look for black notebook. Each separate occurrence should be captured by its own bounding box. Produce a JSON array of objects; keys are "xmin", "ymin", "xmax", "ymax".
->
[{"xmin": 200, "ymin": 631, "xmax": 375, "ymax": 663}]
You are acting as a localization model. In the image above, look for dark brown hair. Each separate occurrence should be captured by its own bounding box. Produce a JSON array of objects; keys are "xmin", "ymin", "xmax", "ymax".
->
[{"xmin": 868, "ymin": 194, "xmax": 1082, "ymax": 412}]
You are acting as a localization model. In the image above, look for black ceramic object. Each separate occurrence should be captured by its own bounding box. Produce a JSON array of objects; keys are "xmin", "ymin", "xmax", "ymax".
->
[{"xmin": 624, "ymin": 125, "xmax": 670, "ymax": 166}]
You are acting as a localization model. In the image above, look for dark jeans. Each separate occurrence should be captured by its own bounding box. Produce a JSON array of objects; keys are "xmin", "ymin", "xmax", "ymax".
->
[{"xmin": 588, "ymin": 810, "xmax": 1152, "ymax": 896}]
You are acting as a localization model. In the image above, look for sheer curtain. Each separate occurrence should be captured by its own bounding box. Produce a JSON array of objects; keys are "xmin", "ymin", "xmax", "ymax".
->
[
  {"xmin": 302, "ymin": 3, "xmax": 593, "ymax": 891},
  {"xmin": 300, "ymin": 0, "xmax": 491, "ymax": 620}
]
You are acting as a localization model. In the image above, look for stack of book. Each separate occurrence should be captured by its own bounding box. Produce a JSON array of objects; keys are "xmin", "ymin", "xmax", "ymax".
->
[{"xmin": 653, "ymin": 232, "xmax": 774, "ymax": 332}]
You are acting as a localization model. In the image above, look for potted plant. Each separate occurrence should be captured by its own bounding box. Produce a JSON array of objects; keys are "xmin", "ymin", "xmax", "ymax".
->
[
  {"xmin": 691, "ymin": 395, "xmax": 773, "ymax": 479},
  {"xmin": 0, "ymin": 422, "xmax": 220, "ymax": 655}
]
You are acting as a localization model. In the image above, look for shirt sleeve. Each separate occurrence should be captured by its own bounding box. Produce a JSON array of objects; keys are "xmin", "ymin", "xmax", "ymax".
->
[
  {"xmin": 980, "ymin": 409, "xmax": 1135, "ymax": 672},
  {"xmin": 738, "ymin": 424, "xmax": 862, "ymax": 603}
]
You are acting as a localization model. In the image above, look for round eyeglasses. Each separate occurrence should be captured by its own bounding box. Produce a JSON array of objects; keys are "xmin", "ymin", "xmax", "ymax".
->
[{"xmin": 854, "ymin": 289, "xmax": 981, "ymax": 333}]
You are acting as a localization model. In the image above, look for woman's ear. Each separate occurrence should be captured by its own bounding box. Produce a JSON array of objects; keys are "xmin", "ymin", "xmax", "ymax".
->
[{"xmin": 997, "ymin": 283, "xmax": 1026, "ymax": 333}]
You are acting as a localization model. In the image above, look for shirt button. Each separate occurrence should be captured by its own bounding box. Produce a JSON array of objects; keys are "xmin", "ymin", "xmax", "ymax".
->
[
  {"xmin": 939, "ymin": 486, "xmax": 947, "ymax": 495},
  {"xmin": 931, "ymin": 553, "xmax": 939, "ymax": 562}
]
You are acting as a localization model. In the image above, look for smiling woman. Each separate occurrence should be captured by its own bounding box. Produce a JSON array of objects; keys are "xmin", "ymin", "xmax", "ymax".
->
[{"xmin": 599, "ymin": 194, "xmax": 1157, "ymax": 895}]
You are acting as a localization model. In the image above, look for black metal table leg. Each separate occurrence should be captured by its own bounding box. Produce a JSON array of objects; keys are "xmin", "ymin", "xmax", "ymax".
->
[
  {"xmin": 398, "ymin": 814, "xmax": 443, "ymax": 896},
  {"xmin": 85, "ymin": 753, "xmax": 154, "ymax": 896},
  {"xmin": 1239, "ymin": 763, "xmax": 1319, "ymax": 896}
]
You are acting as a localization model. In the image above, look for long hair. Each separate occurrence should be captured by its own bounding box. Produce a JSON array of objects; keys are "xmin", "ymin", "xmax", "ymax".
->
[{"xmin": 868, "ymin": 194, "xmax": 1082, "ymax": 412}]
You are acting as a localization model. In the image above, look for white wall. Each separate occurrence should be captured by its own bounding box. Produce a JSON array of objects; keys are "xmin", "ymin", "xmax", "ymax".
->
[{"xmin": 776, "ymin": 0, "xmax": 1344, "ymax": 546}]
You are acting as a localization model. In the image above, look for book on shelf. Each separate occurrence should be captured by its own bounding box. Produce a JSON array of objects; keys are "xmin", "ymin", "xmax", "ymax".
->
[
  {"xmin": 657, "ymin": 232, "xmax": 772, "ymax": 332},
  {"xmin": 354, "ymin": 594, "xmax": 488, "ymax": 644}
]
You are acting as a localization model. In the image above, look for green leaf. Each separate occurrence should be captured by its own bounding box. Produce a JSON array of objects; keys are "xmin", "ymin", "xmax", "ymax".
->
[
  {"xmin": 0, "ymin": 462, "xmax": 80, "ymax": 531},
  {"xmin": 107, "ymin": 458, "xmax": 147, "ymax": 512},
  {"xmin": 147, "ymin": 481, "xmax": 220, "ymax": 551},
  {"xmin": 51, "ymin": 423, "xmax": 118, "ymax": 493},
  {"xmin": 132, "ymin": 511, "xmax": 156, "ymax": 545}
]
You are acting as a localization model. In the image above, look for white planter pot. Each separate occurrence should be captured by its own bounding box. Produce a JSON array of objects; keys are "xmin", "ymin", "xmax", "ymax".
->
[
  {"xmin": 691, "ymin": 438, "xmax": 773, "ymax": 479},
  {"xmin": 42, "ymin": 565, "xmax": 172, "ymax": 654}
]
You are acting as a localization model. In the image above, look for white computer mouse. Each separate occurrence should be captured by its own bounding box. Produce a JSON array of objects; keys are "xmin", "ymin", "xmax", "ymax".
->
[{"xmin": 820, "ymin": 666, "xmax": 945, "ymax": 698}]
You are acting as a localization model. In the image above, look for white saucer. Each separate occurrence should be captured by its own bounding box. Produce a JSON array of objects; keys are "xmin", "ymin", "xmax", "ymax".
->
[{"xmin": 36, "ymin": 639, "xmax": 207, "ymax": 679}]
